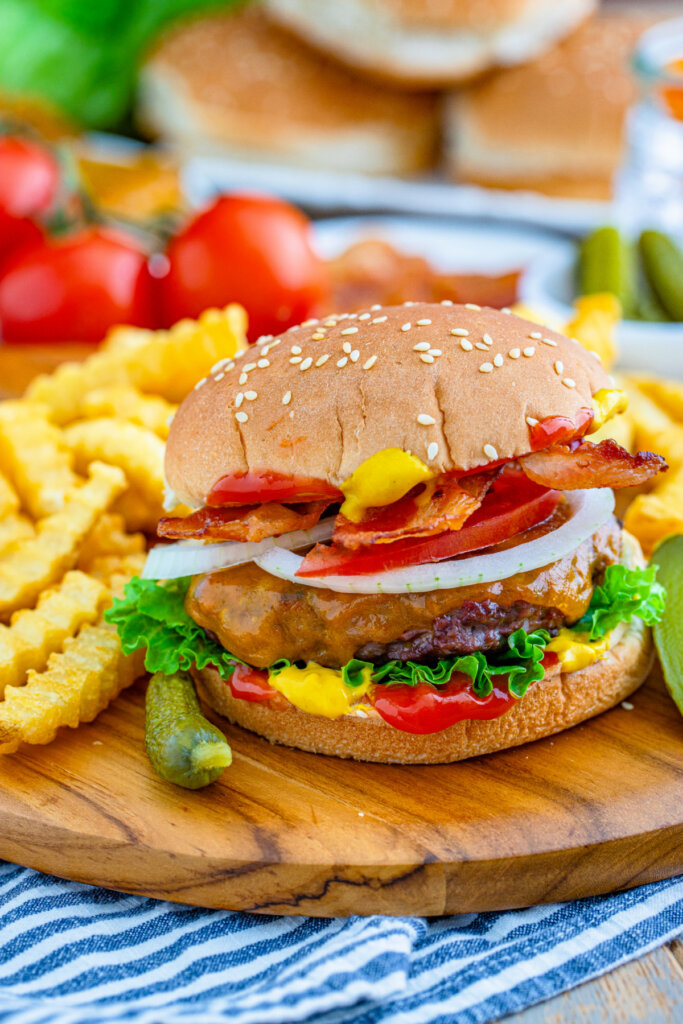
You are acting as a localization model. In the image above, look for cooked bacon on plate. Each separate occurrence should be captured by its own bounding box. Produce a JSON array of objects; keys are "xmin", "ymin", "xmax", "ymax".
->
[
  {"xmin": 158, "ymin": 500, "xmax": 331, "ymax": 542},
  {"xmin": 520, "ymin": 439, "xmax": 667, "ymax": 490},
  {"xmin": 333, "ymin": 473, "xmax": 496, "ymax": 551}
]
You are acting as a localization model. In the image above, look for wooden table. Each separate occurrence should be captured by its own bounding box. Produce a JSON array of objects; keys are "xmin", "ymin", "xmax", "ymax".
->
[{"xmin": 0, "ymin": 344, "xmax": 680, "ymax": 1023}]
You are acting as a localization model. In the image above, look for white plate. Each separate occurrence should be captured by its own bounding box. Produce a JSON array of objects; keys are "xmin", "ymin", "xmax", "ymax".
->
[{"xmin": 521, "ymin": 242, "xmax": 683, "ymax": 378}]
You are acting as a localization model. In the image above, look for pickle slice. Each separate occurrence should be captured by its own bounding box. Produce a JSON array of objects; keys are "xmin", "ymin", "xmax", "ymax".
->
[{"xmin": 650, "ymin": 535, "xmax": 683, "ymax": 717}]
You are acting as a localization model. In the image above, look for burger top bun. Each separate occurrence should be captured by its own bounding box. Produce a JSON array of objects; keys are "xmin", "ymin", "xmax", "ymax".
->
[
  {"xmin": 165, "ymin": 303, "xmax": 610, "ymax": 508},
  {"xmin": 264, "ymin": 0, "xmax": 596, "ymax": 88}
]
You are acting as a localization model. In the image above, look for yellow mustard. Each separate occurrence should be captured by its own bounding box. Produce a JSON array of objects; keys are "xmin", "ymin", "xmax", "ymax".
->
[
  {"xmin": 546, "ymin": 629, "xmax": 611, "ymax": 673},
  {"xmin": 340, "ymin": 448, "xmax": 435, "ymax": 523},
  {"xmin": 267, "ymin": 663, "xmax": 372, "ymax": 719},
  {"xmin": 591, "ymin": 388, "xmax": 628, "ymax": 431}
]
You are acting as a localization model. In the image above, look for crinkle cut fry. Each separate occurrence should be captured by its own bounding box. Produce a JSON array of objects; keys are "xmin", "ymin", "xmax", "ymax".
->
[
  {"xmin": 64, "ymin": 417, "xmax": 165, "ymax": 510},
  {"xmin": 0, "ymin": 622, "xmax": 145, "ymax": 753},
  {"xmin": 81, "ymin": 386, "xmax": 176, "ymax": 439},
  {"xmin": 0, "ymin": 401, "xmax": 78, "ymax": 517},
  {"xmin": 0, "ymin": 470, "xmax": 19, "ymax": 518},
  {"xmin": 24, "ymin": 304, "xmax": 247, "ymax": 421},
  {"xmin": 77, "ymin": 513, "xmax": 145, "ymax": 574},
  {"xmin": 0, "ymin": 462, "xmax": 126, "ymax": 620},
  {"xmin": 0, "ymin": 571, "xmax": 108, "ymax": 696}
]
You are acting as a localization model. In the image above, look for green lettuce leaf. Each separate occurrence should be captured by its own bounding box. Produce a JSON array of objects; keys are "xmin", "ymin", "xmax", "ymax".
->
[
  {"xmin": 574, "ymin": 564, "xmax": 666, "ymax": 640},
  {"xmin": 105, "ymin": 576, "xmax": 242, "ymax": 680}
]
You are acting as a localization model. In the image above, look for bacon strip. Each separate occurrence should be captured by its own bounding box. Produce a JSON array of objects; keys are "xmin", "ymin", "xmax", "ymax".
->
[
  {"xmin": 520, "ymin": 439, "xmax": 667, "ymax": 490},
  {"xmin": 333, "ymin": 473, "xmax": 496, "ymax": 551},
  {"xmin": 158, "ymin": 501, "xmax": 331, "ymax": 542}
]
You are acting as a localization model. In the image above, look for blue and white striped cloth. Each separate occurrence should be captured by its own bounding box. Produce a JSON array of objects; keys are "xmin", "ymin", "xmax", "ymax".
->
[{"xmin": 0, "ymin": 863, "xmax": 680, "ymax": 1024}]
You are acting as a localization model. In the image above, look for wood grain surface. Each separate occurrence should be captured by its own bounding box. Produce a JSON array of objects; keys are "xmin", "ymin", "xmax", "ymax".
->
[{"xmin": 0, "ymin": 664, "xmax": 679, "ymax": 917}]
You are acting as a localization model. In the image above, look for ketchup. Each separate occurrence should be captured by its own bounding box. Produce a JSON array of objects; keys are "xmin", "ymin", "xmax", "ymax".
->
[
  {"xmin": 229, "ymin": 664, "xmax": 277, "ymax": 703},
  {"xmin": 371, "ymin": 673, "xmax": 522, "ymax": 735},
  {"xmin": 529, "ymin": 408, "xmax": 593, "ymax": 450},
  {"xmin": 208, "ymin": 470, "xmax": 342, "ymax": 506}
]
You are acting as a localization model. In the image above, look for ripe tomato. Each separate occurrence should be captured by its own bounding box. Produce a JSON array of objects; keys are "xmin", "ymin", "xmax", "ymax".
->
[
  {"xmin": 0, "ymin": 227, "xmax": 157, "ymax": 343},
  {"xmin": 0, "ymin": 135, "xmax": 59, "ymax": 262},
  {"xmin": 159, "ymin": 194, "xmax": 329, "ymax": 341},
  {"xmin": 208, "ymin": 470, "xmax": 342, "ymax": 506},
  {"xmin": 229, "ymin": 664, "xmax": 276, "ymax": 703},
  {"xmin": 296, "ymin": 470, "xmax": 560, "ymax": 577},
  {"xmin": 372, "ymin": 675, "xmax": 517, "ymax": 734}
]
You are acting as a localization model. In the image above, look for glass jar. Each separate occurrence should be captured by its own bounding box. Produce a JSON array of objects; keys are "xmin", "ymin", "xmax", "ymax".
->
[{"xmin": 615, "ymin": 16, "xmax": 683, "ymax": 237}]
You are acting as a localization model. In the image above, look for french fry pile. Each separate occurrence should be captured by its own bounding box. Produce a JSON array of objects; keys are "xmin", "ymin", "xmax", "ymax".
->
[{"xmin": 0, "ymin": 304, "xmax": 246, "ymax": 754}]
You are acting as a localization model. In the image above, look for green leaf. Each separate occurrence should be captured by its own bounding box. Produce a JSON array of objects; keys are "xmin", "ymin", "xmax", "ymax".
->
[
  {"xmin": 105, "ymin": 576, "xmax": 243, "ymax": 680},
  {"xmin": 574, "ymin": 564, "xmax": 666, "ymax": 640}
]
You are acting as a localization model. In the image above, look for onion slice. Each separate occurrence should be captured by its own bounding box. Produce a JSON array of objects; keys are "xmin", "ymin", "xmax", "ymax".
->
[
  {"xmin": 142, "ymin": 518, "xmax": 335, "ymax": 580},
  {"xmin": 254, "ymin": 489, "xmax": 615, "ymax": 595}
]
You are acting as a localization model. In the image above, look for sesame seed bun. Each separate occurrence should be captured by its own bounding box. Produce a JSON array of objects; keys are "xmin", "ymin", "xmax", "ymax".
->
[
  {"xmin": 263, "ymin": 0, "xmax": 596, "ymax": 87},
  {"xmin": 165, "ymin": 303, "xmax": 610, "ymax": 508},
  {"xmin": 445, "ymin": 12, "xmax": 655, "ymax": 199},
  {"xmin": 195, "ymin": 616, "xmax": 653, "ymax": 763},
  {"xmin": 137, "ymin": 7, "xmax": 438, "ymax": 176}
]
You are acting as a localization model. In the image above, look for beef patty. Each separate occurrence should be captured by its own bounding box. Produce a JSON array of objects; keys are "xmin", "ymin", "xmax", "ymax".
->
[{"xmin": 186, "ymin": 513, "xmax": 622, "ymax": 669}]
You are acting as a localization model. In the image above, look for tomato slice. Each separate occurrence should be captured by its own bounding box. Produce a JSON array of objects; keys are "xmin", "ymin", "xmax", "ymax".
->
[
  {"xmin": 208, "ymin": 471, "xmax": 343, "ymax": 506},
  {"xmin": 228, "ymin": 664, "xmax": 276, "ymax": 703},
  {"xmin": 372, "ymin": 674, "xmax": 517, "ymax": 734},
  {"xmin": 529, "ymin": 408, "xmax": 593, "ymax": 450},
  {"xmin": 296, "ymin": 470, "xmax": 560, "ymax": 577}
]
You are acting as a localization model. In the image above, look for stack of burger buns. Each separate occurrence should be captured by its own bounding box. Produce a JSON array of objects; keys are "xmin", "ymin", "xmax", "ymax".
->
[{"xmin": 137, "ymin": 0, "xmax": 660, "ymax": 198}]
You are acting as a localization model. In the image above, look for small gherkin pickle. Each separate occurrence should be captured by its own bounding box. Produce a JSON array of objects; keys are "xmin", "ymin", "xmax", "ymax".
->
[
  {"xmin": 639, "ymin": 231, "xmax": 683, "ymax": 322},
  {"xmin": 650, "ymin": 535, "xmax": 683, "ymax": 719},
  {"xmin": 579, "ymin": 226, "xmax": 637, "ymax": 319},
  {"xmin": 145, "ymin": 671, "xmax": 232, "ymax": 788}
]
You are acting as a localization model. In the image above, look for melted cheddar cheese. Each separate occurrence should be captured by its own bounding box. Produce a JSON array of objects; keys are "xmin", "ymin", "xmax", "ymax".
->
[
  {"xmin": 591, "ymin": 388, "xmax": 628, "ymax": 431},
  {"xmin": 340, "ymin": 448, "xmax": 434, "ymax": 522},
  {"xmin": 267, "ymin": 663, "xmax": 372, "ymax": 718},
  {"xmin": 546, "ymin": 629, "xmax": 611, "ymax": 673}
]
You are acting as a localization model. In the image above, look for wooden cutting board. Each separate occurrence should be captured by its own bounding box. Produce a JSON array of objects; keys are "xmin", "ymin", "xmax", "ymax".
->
[{"xmin": 0, "ymin": 664, "xmax": 680, "ymax": 917}]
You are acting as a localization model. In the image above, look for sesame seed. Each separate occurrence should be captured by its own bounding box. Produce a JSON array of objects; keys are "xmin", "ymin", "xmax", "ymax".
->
[
  {"xmin": 194, "ymin": 377, "xmax": 206, "ymax": 390},
  {"xmin": 542, "ymin": 337, "xmax": 558, "ymax": 347},
  {"xmin": 417, "ymin": 413, "xmax": 436, "ymax": 425},
  {"xmin": 529, "ymin": 331, "xmax": 542, "ymax": 340},
  {"xmin": 324, "ymin": 319, "xmax": 337, "ymax": 327},
  {"xmin": 290, "ymin": 345, "xmax": 302, "ymax": 355},
  {"xmin": 350, "ymin": 350, "xmax": 360, "ymax": 363},
  {"xmin": 282, "ymin": 391, "xmax": 292, "ymax": 405},
  {"xmin": 214, "ymin": 372, "xmax": 225, "ymax": 381},
  {"xmin": 420, "ymin": 353, "xmax": 435, "ymax": 364},
  {"xmin": 466, "ymin": 303, "xmax": 481, "ymax": 310},
  {"xmin": 244, "ymin": 362, "xmax": 257, "ymax": 372},
  {"xmin": 235, "ymin": 411, "xmax": 248, "ymax": 424},
  {"xmin": 289, "ymin": 324, "xmax": 300, "ymax": 331},
  {"xmin": 270, "ymin": 339, "xmax": 281, "ymax": 347},
  {"xmin": 341, "ymin": 326, "xmax": 358, "ymax": 335},
  {"xmin": 260, "ymin": 346, "xmax": 270, "ymax": 356},
  {"xmin": 428, "ymin": 349, "xmax": 442, "ymax": 357},
  {"xmin": 337, "ymin": 357, "xmax": 348, "ymax": 368},
  {"xmin": 311, "ymin": 332, "xmax": 325, "ymax": 341},
  {"xmin": 239, "ymin": 372, "xmax": 248, "ymax": 385},
  {"xmin": 363, "ymin": 355, "xmax": 377, "ymax": 370},
  {"xmin": 562, "ymin": 377, "xmax": 576, "ymax": 389},
  {"xmin": 289, "ymin": 356, "xmax": 302, "ymax": 365},
  {"xmin": 302, "ymin": 318, "xmax": 318, "ymax": 327},
  {"xmin": 358, "ymin": 313, "xmax": 371, "ymax": 320},
  {"xmin": 509, "ymin": 348, "xmax": 521, "ymax": 359},
  {"xmin": 210, "ymin": 358, "xmax": 229, "ymax": 373},
  {"xmin": 372, "ymin": 315, "xmax": 388, "ymax": 324},
  {"xmin": 299, "ymin": 357, "xmax": 313, "ymax": 371},
  {"xmin": 523, "ymin": 347, "xmax": 535, "ymax": 357},
  {"xmin": 621, "ymin": 701, "xmax": 634, "ymax": 711},
  {"xmin": 403, "ymin": 300, "xmax": 415, "ymax": 306},
  {"xmin": 483, "ymin": 333, "xmax": 494, "ymax": 345},
  {"xmin": 342, "ymin": 341, "xmax": 352, "ymax": 354},
  {"xmin": 479, "ymin": 362, "xmax": 494, "ymax": 373},
  {"xmin": 475, "ymin": 342, "xmax": 489, "ymax": 351},
  {"xmin": 244, "ymin": 390, "xmax": 258, "ymax": 400},
  {"xmin": 554, "ymin": 360, "xmax": 564, "ymax": 375},
  {"xmin": 483, "ymin": 443, "xmax": 498, "ymax": 460},
  {"xmin": 460, "ymin": 339, "xmax": 473, "ymax": 351},
  {"xmin": 315, "ymin": 354, "xmax": 330, "ymax": 367},
  {"xmin": 348, "ymin": 313, "xmax": 358, "ymax": 319},
  {"xmin": 370, "ymin": 304, "xmax": 381, "ymax": 310},
  {"xmin": 493, "ymin": 354, "xmax": 503, "ymax": 367},
  {"xmin": 257, "ymin": 358, "xmax": 270, "ymax": 368},
  {"xmin": 450, "ymin": 328, "xmax": 469, "ymax": 336},
  {"xmin": 413, "ymin": 341, "xmax": 431, "ymax": 352},
  {"xmin": 416, "ymin": 318, "xmax": 432, "ymax": 326},
  {"xmin": 427, "ymin": 442, "xmax": 439, "ymax": 460},
  {"xmin": 235, "ymin": 393, "xmax": 244, "ymax": 408},
  {"xmin": 401, "ymin": 323, "xmax": 412, "ymax": 332},
  {"xmin": 526, "ymin": 416, "xmax": 539, "ymax": 427},
  {"xmin": 440, "ymin": 299, "xmax": 453, "ymax": 306}
]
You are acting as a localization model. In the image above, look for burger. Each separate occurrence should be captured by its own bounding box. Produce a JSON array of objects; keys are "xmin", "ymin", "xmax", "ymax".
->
[{"xmin": 112, "ymin": 302, "xmax": 667, "ymax": 763}]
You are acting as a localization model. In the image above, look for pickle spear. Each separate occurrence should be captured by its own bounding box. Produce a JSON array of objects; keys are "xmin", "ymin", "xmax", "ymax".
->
[
  {"xmin": 145, "ymin": 670, "xmax": 232, "ymax": 788},
  {"xmin": 639, "ymin": 231, "xmax": 683, "ymax": 321},
  {"xmin": 649, "ymin": 535, "xmax": 683, "ymax": 717},
  {"xmin": 579, "ymin": 226, "xmax": 637, "ymax": 319}
]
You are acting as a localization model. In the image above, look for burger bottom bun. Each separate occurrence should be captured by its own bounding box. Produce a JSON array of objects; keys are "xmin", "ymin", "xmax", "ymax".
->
[{"xmin": 195, "ymin": 618, "xmax": 653, "ymax": 764}]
